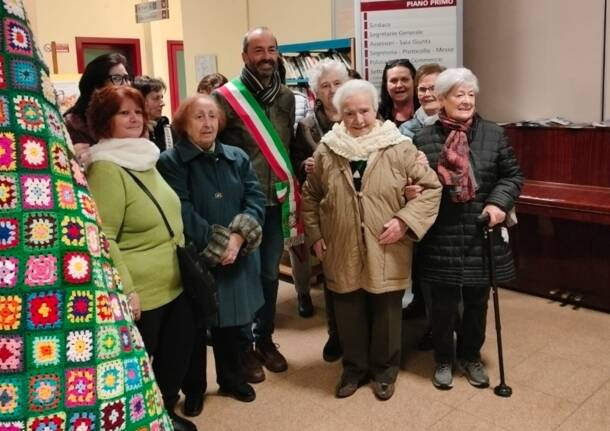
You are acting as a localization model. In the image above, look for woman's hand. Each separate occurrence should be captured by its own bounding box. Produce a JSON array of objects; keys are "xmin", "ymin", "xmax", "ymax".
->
[
  {"xmin": 312, "ymin": 238, "xmax": 327, "ymax": 261},
  {"xmin": 404, "ymin": 177, "xmax": 423, "ymax": 201},
  {"xmin": 304, "ymin": 156, "xmax": 315, "ymax": 174},
  {"xmin": 379, "ymin": 218, "xmax": 408, "ymax": 245},
  {"xmin": 416, "ymin": 150, "xmax": 429, "ymax": 166},
  {"xmin": 221, "ymin": 233, "xmax": 245, "ymax": 266},
  {"xmin": 128, "ymin": 292, "xmax": 141, "ymax": 321},
  {"xmin": 74, "ymin": 143, "xmax": 92, "ymax": 168},
  {"xmin": 482, "ymin": 204, "xmax": 506, "ymax": 227}
]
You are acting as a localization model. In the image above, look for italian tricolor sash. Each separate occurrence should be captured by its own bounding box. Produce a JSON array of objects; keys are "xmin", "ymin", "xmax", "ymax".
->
[{"xmin": 218, "ymin": 78, "xmax": 304, "ymax": 247}]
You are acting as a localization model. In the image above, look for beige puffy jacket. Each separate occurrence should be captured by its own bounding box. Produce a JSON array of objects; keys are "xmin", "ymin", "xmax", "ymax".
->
[{"xmin": 302, "ymin": 132, "xmax": 442, "ymax": 295}]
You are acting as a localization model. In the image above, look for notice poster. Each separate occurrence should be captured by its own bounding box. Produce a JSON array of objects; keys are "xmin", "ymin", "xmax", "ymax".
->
[{"xmin": 355, "ymin": 0, "xmax": 463, "ymax": 88}]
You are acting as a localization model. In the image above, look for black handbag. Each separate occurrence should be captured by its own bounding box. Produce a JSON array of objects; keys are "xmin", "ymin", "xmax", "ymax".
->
[{"xmin": 122, "ymin": 169, "xmax": 218, "ymax": 323}]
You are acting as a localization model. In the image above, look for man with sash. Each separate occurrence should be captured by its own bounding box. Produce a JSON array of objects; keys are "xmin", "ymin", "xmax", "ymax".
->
[{"xmin": 214, "ymin": 27, "xmax": 299, "ymax": 383}]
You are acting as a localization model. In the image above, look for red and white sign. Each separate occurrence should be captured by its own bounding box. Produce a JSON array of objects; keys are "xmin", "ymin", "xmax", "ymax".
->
[{"xmin": 355, "ymin": 0, "xmax": 462, "ymax": 88}]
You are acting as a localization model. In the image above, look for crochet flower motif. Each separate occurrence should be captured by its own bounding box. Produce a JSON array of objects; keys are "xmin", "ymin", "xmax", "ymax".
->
[
  {"xmin": 0, "ymin": 335, "xmax": 23, "ymax": 372},
  {"xmin": 4, "ymin": 18, "xmax": 32, "ymax": 55},
  {"xmin": 10, "ymin": 59, "xmax": 39, "ymax": 91},
  {"xmin": 129, "ymin": 325, "xmax": 145, "ymax": 351},
  {"xmin": 110, "ymin": 294, "xmax": 124, "ymax": 322},
  {"xmin": 98, "ymin": 360, "xmax": 124, "ymax": 400},
  {"xmin": 68, "ymin": 412, "xmax": 96, "ymax": 431},
  {"xmin": 66, "ymin": 290, "xmax": 93, "ymax": 324},
  {"xmin": 124, "ymin": 358, "xmax": 142, "ymax": 391},
  {"xmin": 0, "ymin": 174, "xmax": 18, "ymax": 209},
  {"xmin": 70, "ymin": 158, "xmax": 88, "ymax": 187},
  {"xmin": 0, "ymin": 95, "xmax": 8, "ymax": 127},
  {"xmin": 101, "ymin": 399, "xmax": 126, "ymax": 431},
  {"xmin": 40, "ymin": 69, "xmax": 56, "ymax": 105},
  {"xmin": 26, "ymin": 412, "xmax": 66, "ymax": 431},
  {"xmin": 139, "ymin": 355, "xmax": 152, "ymax": 384},
  {"xmin": 3, "ymin": 0, "xmax": 26, "ymax": 19},
  {"xmin": 85, "ymin": 223, "xmax": 100, "ymax": 257},
  {"xmin": 63, "ymin": 252, "xmax": 90, "ymax": 284},
  {"xmin": 78, "ymin": 191, "xmax": 97, "ymax": 221},
  {"xmin": 0, "ymin": 218, "xmax": 18, "ymax": 250},
  {"xmin": 0, "ymin": 295, "xmax": 21, "ymax": 330},
  {"xmin": 25, "ymin": 254, "xmax": 57, "ymax": 287},
  {"xmin": 31, "ymin": 335, "xmax": 60, "ymax": 368},
  {"xmin": 91, "ymin": 259, "xmax": 104, "ymax": 289},
  {"xmin": 0, "ymin": 256, "xmax": 18, "ymax": 288},
  {"xmin": 102, "ymin": 263, "xmax": 115, "ymax": 290},
  {"xmin": 13, "ymin": 95, "xmax": 45, "ymax": 132},
  {"xmin": 119, "ymin": 326, "xmax": 132, "ymax": 353},
  {"xmin": 56, "ymin": 180, "xmax": 77, "ymax": 210},
  {"xmin": 0, "ymin": 132, "xmax": 16, "ymax": 171},
  {"xmin": 21, "ymin": 174, "xmax": 53, "ymax": 209},
  {"xmin": 0, "ymin": 380, "xmax": 20, "ymax": 416},
  {"xmin": 66, "ymin": 330, "xmax": 93, "ymax": 363},
  {"xmin": 0, "ymin": 57, "xmax": 5, "ymax": 91},
  {"xmin": 97, "ymin": 326, "xmax": 120, "ymax": 360},
  {"xmin": 26, "ymin": 291, "xmax": 62, "ymax": 329},
  {"xmin": 129, "ymin": 393, "xmax": 145, "ymax": 422},
  {"xmin": 29, "ymin": 373, "xmax": 61, "ymax": 411},
  {"xmin": 24, "ymin": 213, "xmax": 56, "ymax": 249},
  {"xmin": 44, "ymin": 104, "xmax": 64, "ymax": 139},
  {"xmin": 65, "ymin": 368, "xmax": 96, "ymax": 407},
  {"xmin": 145, "ymin": 387, "xmax": 157, "ymax": 416},
  {"xmin": 51, "ymin": 143, "xmax": 70, "ymax": 177},
  {"xmin": 19, "ymin": 135, "xmax": 48, "ymax": 169},
  {"xmin": 95, "ymin": 291, "xmax": 113, "ymax": 323}
]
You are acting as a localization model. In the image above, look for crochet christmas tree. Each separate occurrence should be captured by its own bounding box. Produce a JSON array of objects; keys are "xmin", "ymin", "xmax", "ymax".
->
[{"xmin": 0, "ymin": 1, "xmax": 172, "ymax": 430}]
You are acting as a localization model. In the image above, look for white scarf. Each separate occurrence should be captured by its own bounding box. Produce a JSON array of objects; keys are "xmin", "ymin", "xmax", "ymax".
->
[
  {"xmin": 89, "ymin": 138, "xmax": 160, "ymax": 171},
  {"xmin": 322, "ymin": 120, "xmax": 410, "ymax": 161},
  {"xmin": 414, "ymin": 106, "xmax": 439, "ymax": 126}
]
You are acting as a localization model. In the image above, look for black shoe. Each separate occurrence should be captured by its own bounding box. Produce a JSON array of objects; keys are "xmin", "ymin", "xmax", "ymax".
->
[
  {"xmin": 182, "ymin": 393, "xmax": 204, "ymax": 417},
  {"xmin": 297, "ymin": 292, "xmax": 314, "ymax": 318},
  {"xmin": 218, "ymin": 383, "xmax": 256, "ymax": 402},
  {"xmin": 168, "ymin": 411, "xmax": 198, "ymax": 431},
  {"xmin": 372, "ymin": 381, "xmax": 395, "ymax": 401},
  {"xmin": 322, "ymin": 335, "xmax": 342, "ymax": 362}
]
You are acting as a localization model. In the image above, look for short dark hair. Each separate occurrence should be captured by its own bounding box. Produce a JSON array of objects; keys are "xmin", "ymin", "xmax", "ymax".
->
[
  {"xmin": 242, "ymin": 26, "xmax": 277, "ymax": 53},
  {"xmin": 132, "ymin": 75, "xmax": 166, "ymax": 97},
  {"xmin": 86, "ymin": 86, "xmax": 148, "ymax": 140},
  {"xmin": 414, "ymin": 63, "xmax": 446, "ymax": 88},
  {"xmin": 196, "ymin": 73, "xmax": 228, "ymax": 94},
  {"xmin": 378, "ymin": 58, "xmax": 419, "ymax": 121},
  {"xmin": 172, "ymin": 94, "xmax": 226, "ymax": 139}
]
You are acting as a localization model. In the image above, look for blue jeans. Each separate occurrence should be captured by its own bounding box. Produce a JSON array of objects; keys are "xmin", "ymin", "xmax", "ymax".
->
[{"xmin": 241, "ymin": 205, "xmax": 284, "ymax": 346}]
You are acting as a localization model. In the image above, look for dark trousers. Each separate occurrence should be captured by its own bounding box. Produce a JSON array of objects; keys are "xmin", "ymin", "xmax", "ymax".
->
[
  {"xmin": 182, "ymin": 325, "xmax": 245, "ymax": 396},
  {"xmin": 333, "ymin": 289, "xmax": 404, "ymax": 384},
  {"xmin": 136, "ymin": 292, "xmax": 195, "ymax": 408},
  {"xmin": 426, "ymin": 281, "xmax": 490, "ymax": 364},
  {"xmin": 323, "ymin": 283, "xmax": 338, "ymax": 337}
]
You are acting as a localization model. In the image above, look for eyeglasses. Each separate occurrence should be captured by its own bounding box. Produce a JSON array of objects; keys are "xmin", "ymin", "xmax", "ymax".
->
[
  {"xmin": 417, "ymin": 86, "xmax": 435, "ymax": 94},
  {"xmin": 107, "ymin": 74, "xmax": 131, "ymax": 85}
]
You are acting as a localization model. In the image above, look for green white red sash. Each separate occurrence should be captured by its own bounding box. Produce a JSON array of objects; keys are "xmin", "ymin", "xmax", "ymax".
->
[{"xmin": 218, "ymin": 78, "xmax": 304, "ymax": 247}]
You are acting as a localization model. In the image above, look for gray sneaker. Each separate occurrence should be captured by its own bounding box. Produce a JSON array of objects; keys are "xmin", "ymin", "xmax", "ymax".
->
[
  {"xmin": 460, "ymin": 360, "xmax": 490, "ymax": 388},
  {"xmin": 432, "ymin": 363, "xmax": 453, "ymax": 390}
]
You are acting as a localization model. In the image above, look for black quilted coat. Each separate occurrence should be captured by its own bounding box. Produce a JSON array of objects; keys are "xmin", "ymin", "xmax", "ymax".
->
[{"xmin": 413, "ymin": 115, "xmax": 524, "ymax": 287}]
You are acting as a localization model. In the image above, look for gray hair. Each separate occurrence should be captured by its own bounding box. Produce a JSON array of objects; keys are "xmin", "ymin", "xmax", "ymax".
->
[
  {"xmin": 308, "ymin": 59, "xmax": 349, "ymax": 94},
  {"xmin": 332, "ymin": 79, "xmax": 379, "ymax": 113},
  {"xmin": 242, "ymin": 26, "xmax": 277, "ymax": 52},
  {"xmin": 435, "ymin": 67, "xmax": 479, "ymax": 97}
]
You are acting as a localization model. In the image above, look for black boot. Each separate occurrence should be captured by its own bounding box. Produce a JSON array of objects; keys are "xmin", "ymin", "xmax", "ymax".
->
[{"xmin": 167, "ymin": 405, "xmax": 198, "ymax": 431}]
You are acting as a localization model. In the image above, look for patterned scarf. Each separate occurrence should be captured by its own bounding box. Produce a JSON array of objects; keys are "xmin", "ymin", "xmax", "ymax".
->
[
  {"xmin": 437, "ymin": 110, "xmax": 476, "ymax": 203},
  {"xmin": 240, "ymin": 66, "xmax": 281, "ymax": 105}
]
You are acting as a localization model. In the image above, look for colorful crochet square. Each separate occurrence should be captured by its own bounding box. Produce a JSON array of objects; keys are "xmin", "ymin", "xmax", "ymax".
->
[
  {"xmin": 109, "ymin": 294, "xmax": 124, "ymax": 322},
  {"xmin": 145, "ymin": 387, "xmax": 159, "ymax": 417},
  {"xmin": 0, "ymin": 218, "xmax": 18, "ymax": 250},
  {"xmin": 24, "ymin": 254, "xmax": 57, "ymax": 287},
  {"xmin": 78, "ymin": 191, "xmax": 97, "ymax": 221},
  {"xmin": 113, "ymin": 268, "xmax": 123, "ymax": 292},
  {"xmin": 129, "ymin": 326, "xmax": 145, "ymax": 351},
  {"xmin": 26, "ymin": 291, "xmax": 62, "ymax": 330},
  {"xmin": 123, "ymin": 357, "xmax": 142, "ymax": 391},
  {"xmin": 50, "ymin": 143, "xmax": 70, "ymax": 177},
  {"xmin": 42, "ymin": 104, "xmax": 64, "ymax": 140},
  {"xmin": 26, "ymin": 412, "xmax": 66, "ymax": 431},
  {"xmin": 23, "ymin": 213, "xmax": 57, "ymax": 250},
  {"xmin": 0, "ymin": 421, "xmax": 25, "ymax": 431},
  {"xmin": 0, "ymin": 256, "xmax": 18, "ymax": 288},
  {"xmin": 97, "ymin": 360, "xmax": 124, "ymax": 400},
  {"xmin": 67, "ymin": 412, "xmax": 95, "ymax": 431},
  {"xmin": 55, "ymin": 180, "xmax": 77, "ymax": 210},
  {"xmin": 0, "ymin": 295, "xmax": 21, "ymax": 330},
  {"xmin": 28, "ymin": 373, "xmax": 61, "ymax": 412},
  {"xmin": 119, "ymin": 296, "xmax": 132, "ymax": 325},
  {"xmin": 9, "ymin": 59, "xmax": 39, "ymax": 91},
  {"xmin": 95, "ymin": 291, "xmax": 113, "ymax": 323},
  {"xmin": 20, "ymin": 174, "xmax": 53, "ymax": 209},
  {"xmin": 102, "ymin": 263, "xmax": 115, "ymax": 290},
  {"xmin": 39, "ymin": 69, "xmax": 56, "ymax": 105},
  {"xmin": 100, "ymin": 398, "xmax": 126, "ymax": 431},
  {"xmin": 0, "ymin": 335, "xmax": 23, "ymax": 373},
  {"xmin": 19, "ymin": 136, "xmax": 48, "ymax": 170},
  {"xmin": 65, "ymin": 368, "xmax": 96, "ymax": 407},
  {"xmin": 65, "ymin": 289, "xmax": 93, "ymax": 325},
  {"xmin": 85, "ymin": 223, "xmax": 100, "ymax": 257},
  {"xmin": 118, "ymin": 326, "xmax": 132, "ymax": 353},
  {"xmin": 0, "ymin": 132, "xmax": 16, "ymax": 171},
  {"xmin": 0, "ymin": 377, "xmax": 23, "ymax": 417},
  {"xmin": 60, "ymin": 215, "xmax": 85, "ymax": 247},
  {"xmin": 62, "ymin": 252, "xmax": 91, "ymax": 284},
  {"xmin": 0, "ymin": 56, "xmax": 6, "ymax": 91},
  {"xmin": 96, "ymin": 325, "xmax": 120, "ymax": 360},
  {"xmin": 0, "ymin": 175, "xmax": 18, "ymax": 212},
  {"xmin": 91, "ymin": 259, "xmax": 104, "ymax": 289},
  {"xmin": 0, "ymin": 96, "xmax": 9, "ymax": 128},
  {"xmin": 13, "ymin": 95, "xmax": 45, "ymax": 133},
  {"xmin": 29, "ymin": 333, "xmax": 61, "ymax": 368},
  {"xmin": 128, "ymin": 392, "xmax": 145, "ymax": 423},
  {"xmin": 138, "ymin": 356, "xmax": 151, "ymax": 384},
  {"xmin": 65, "ymin": 329, "xmax": 93, "ymax": 363},
  {"xmin": 99, "ymin": 231, "xmax": 111, "ymax": 259},
  {"xmin": 70, "ymin": 158, "xmax": 88, "ymax": 187},
  {"xmin": 3, "ymin": 17, "xmax": 32, "ymax": 56},
  {"xmin": 3, "ymin": 1, "xmax": 26, "ymax": 19}
]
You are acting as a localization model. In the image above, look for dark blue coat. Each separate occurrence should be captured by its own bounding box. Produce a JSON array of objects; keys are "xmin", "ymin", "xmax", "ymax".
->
[{"xmin": 157, "ymin": 137, "xmax": 265, "ymax": 327}]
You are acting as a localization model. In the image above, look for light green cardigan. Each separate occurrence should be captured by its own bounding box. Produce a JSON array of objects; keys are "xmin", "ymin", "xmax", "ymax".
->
[{"xmin": 87, "ymin": 160, "xmax": 185, "ymax": 311}]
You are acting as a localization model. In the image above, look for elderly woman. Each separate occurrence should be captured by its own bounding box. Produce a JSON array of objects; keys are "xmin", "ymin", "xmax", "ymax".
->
[
  {"xmin": 291, "ymin": 59, "xmax": 349, "ymax": 356},
  {"xmin": 378, "ymin": 58, "xmax": 419, "ymax": 126},
  {"xmin": 157, "ymin": 94, "xmax": 266, "ymax": 412},
  {"xmin": 302, "ymin": 79, "xmax": 442, "ymax": 400},
  {"xmin": 86, "ymin": 86, "xmax": 197, "ymax": 431},
  {"xmin": 413, "ymin": 68, "xmax": 523, "ymax": 390}
]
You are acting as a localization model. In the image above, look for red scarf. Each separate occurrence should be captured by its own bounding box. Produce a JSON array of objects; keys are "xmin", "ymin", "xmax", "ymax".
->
[{"xmin": 437, "ymin": 111, "xmax": 476, "ymax": 203}]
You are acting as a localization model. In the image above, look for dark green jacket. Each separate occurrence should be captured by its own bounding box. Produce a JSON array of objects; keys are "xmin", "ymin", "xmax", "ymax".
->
[
  {"xmin": 214, "ymin": 83, "xmax": 295, "ymax": 205},
  {"xmin": 413, "ymin": 115, "xmax": 524, "ymax": 286},
  {"xmin": 157, "ymin": 138, "xmax": 265, "ymax": 327}
]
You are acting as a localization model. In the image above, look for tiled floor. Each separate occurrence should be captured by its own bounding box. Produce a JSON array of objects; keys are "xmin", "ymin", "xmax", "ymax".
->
[{"xmin": 185, "ymin": 281, "xmax": 610, "ymax": 431}]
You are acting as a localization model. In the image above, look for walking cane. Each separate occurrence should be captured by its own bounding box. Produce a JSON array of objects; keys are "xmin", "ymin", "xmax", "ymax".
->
[{"xmin": 477, "ymin": 213, "xmax": 513, "ymax": 397}]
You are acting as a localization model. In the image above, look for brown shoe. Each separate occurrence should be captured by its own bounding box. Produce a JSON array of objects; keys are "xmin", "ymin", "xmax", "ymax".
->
[
  {"xmin": 255, "ymin": 339, "xmax": 287, "ymax": 373},
  {"xmin": 335, "ymin": 379, "xmax": 359, "ymax": 398},
  {"xmin": 372, "ymin": 381, "xmax": 395, "ymax": 401},
  {"xmin": 240, "ymin": 348, "xmax": 265, "ymax": 383}
]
